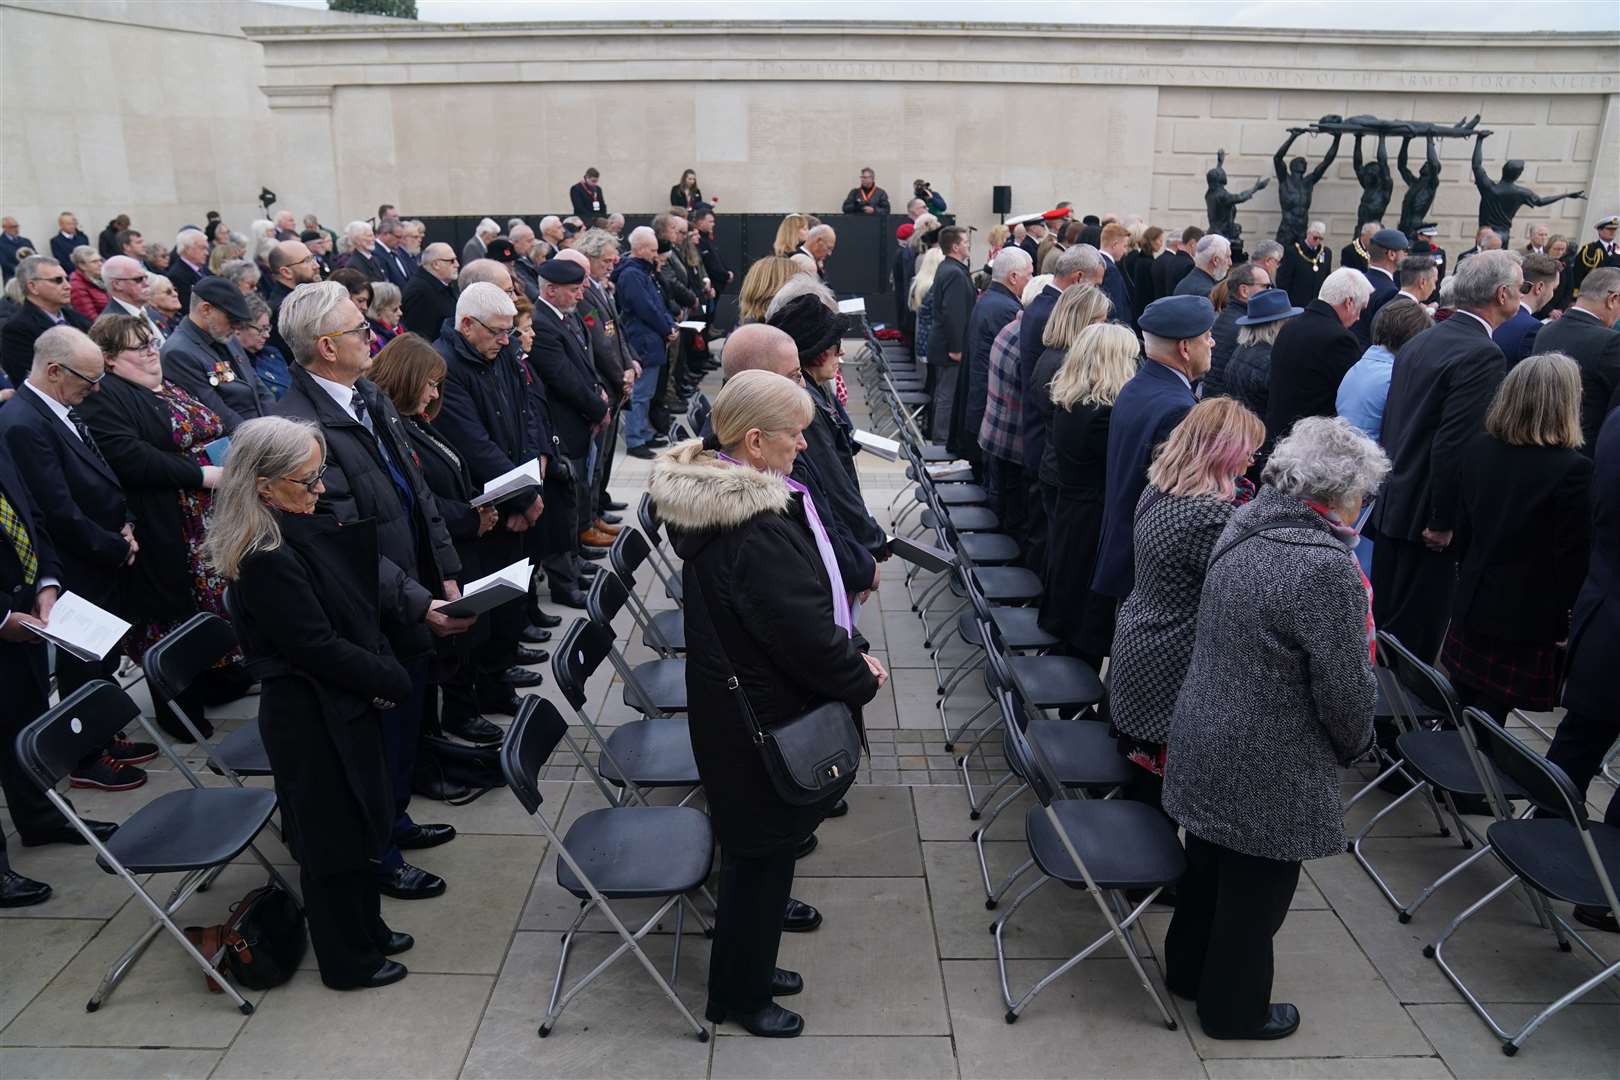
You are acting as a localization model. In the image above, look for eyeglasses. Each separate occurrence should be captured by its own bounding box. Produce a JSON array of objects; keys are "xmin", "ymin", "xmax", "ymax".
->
[
  {"xmin": 1518, "ymin": 280, "xmax": 1537, "ymax": 294},
  {"xmin": 282, "ymin": 462, "xmax": 328, "ymax": 491},
  {"xmin": 119, "ymin": 340, "xmax": 159, "ymax": 356},
  {"xmin": 471, "ymin": 316, "xmax": 514, "ymax": 342},
  {"xmin": 429, "ymin": 255, "xmax": 458, "ymax": 265},
  {"xmin": 106, "ymin": 275, "xmax": 147, "ymax": 284},
  {"xmin": 242, "ymin": 323, "xmax": 272, "ymax": 336},
  {"xmin": 56, "ymin": 363, "xmax": 105, "ymax": 386},
  {"xmin": 319, "ymin": 322, "xmax": 374, "ymax": 345},
  {"xmin": 35, "ymin": 275, "xmax": 68, "ymax": 286}
]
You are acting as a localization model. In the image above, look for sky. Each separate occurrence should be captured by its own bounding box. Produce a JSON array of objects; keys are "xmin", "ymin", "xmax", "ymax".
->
[{"xmin": 269, "ymin": 0, "xmax": 1620, "ymax": 33}]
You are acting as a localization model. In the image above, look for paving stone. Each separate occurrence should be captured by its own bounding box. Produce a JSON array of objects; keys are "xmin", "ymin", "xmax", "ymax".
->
[
  {"xmin": 0, "ymin": 839, "xmax": 146, "ymax": 922},
  {"xmin": 801, "ymin": 785, "xmax": 922, "ymax": 877},
  {"xmin": 213, "ymin": 971, "xmax": 491, "ymax": 1079},
  {"xmin": 0, "ymin": 1047, "xmax": 223, "ymax": 1079},
  {"xmin": 1202, "ymin": 1056, "xmax": 1453, "ymax": 1078},
  {"xmin": 416, "ymin": 779, "xmax": 572, "ymax": 838},
  {"xmin": 1407, "ymin": 1001, "xmax": 1620, "ymax": 1078},
  {"xmin": 0, "ymin": 918, "xmax": 101, "ymax": 1030},
  {"xmin": 913, "ymin": 784, "xmax": 1032, "ymax": 842},
  {"xmin": 711, "ymin": 1035, "xmax": 959, "ymax": 1079},
  {"xmin": 925, "ymin": 840, "xmax": 1123, "ymax": 961},
  {"xmin": 461, "ymin": 930, "xmax": 711, "ymax": 1079}
]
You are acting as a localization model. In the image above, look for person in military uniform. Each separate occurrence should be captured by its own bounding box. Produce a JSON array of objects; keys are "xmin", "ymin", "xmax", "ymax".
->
[
  {"xmin": 1277, "ymin": 220, "xmax": 1332, "ymax": 308},
  {"xmin": 1573, "ymin": 215, "xmax": 1620, "ymax": 296},
  {"xmin": 1409, "ymin": 223, "xmax": 1448, "ymax": 289},
  {"xmin": 1341, "ymin": 222, "xmax": 1377, "ymax": 273}
]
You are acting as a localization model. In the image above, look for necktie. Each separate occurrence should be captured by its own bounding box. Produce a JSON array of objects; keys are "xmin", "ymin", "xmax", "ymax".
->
[
  {"xmin": 67, "ymin": 407, "xmax": 111, "ymax": 470},
  {"xmin": 351, "ymin": 389, "xmax": 414, "ymax": 513},
  {"xmin": 0, "ymin": 491, "xmax": 39, "ymax": 584}
]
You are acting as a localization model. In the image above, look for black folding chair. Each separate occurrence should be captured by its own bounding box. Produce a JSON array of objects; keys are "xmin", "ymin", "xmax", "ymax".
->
[
  {"xmin": 142, "ymin": 611, "xmax": 270, "ymax": 787},
  {"xmin": 501, "ymin": 697, "xmax": 714, "ymax": 1041},
  {"xmin": 16, "ymin": 681, "xmax": 292, "ymax": 1014},
  {"xmin": 583, "ymin": 572, "xmax": 687, "ymax": 717},
  {"xmin": 1426, "ymin": 708, "xmax": 1620, "ymax": 1057},
  {"xmin": 991, "ymin": 690, "xmax": 1184, "ymax": 1027},
  {"xmin": 607, "ymin": 529, "xmax": 686, "ymax": 657},
  {"xmin": 637, "ymin": 492, "xmax": 684, "ymax": 605}
]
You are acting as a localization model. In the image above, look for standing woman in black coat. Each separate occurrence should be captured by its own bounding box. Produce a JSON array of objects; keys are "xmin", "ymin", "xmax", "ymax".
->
[
  {"xmin": 1440, "ymin": 352, "xmax": 1592, "ymax": 722},
  {"xmin": 650, "ymin": 371, "xmax": 886, "ymax": 1039},
  {"xmin": 205, "ymin": 416, "xmax": 415, "ymax": 991},
  {"xmin": 368, "ymin": 333, "xmax": 504, "ymax": 747}
]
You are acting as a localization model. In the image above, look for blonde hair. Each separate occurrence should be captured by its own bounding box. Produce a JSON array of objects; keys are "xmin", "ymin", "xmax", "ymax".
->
[
  {"xmin": 773, "ymin": 214, "xmax": 811, "ymax": 257},
  {"xmin": 1147, "ymin": 397, "xmax": 1264, "ymax": 499},
  {"xmin": 1050, "ymin": 322, "xmax": 1139, "ymax": 410},
  {"xmin": 1485, "ymin": 351, "xmax": 1584, "ymax": 449},
  {"xmin": 712, "ymin": 369, "xmax": 814, "ymax": 452},
  {"xmin": 1042, "ymin": 283, "xmax": 1112, "ymax": 349},
  {"xmin": 204, "ymin": 417, "xmax": 326, "ymax": 580},
  {"xmin": 987, "ymin": 224, "xmax": 1010, "ymax": 251},
  {"xmin": 738, "ymin": 256, "xmax": 799, "ymax": 324},
  {"xmin": 909, "ymin": 247, "xmax": 945, "ymax": 312}
]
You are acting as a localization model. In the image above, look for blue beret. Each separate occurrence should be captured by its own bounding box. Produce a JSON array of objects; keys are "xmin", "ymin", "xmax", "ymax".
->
[
  {"xmin": 1138, "ymin": 294, "xmax": 1216, "ymax": 339},
  {"xmin": 1372, "ymin": 228, "xmax": 1410, "ymax": 251},
  {"xmin": 538, "ymin": 258, "xmax": 585, "ymax": 285}
]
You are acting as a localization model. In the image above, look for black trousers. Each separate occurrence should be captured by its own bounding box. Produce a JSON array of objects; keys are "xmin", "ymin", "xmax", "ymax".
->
[
  {"xmin": 301, "ymin": 865, "xmax": 390, "ymax": 989},
  {"xmin": 1546, "ymin": 709, "xmax": 1620, "ymax": 828},
  {"xmin": 535, "ymin": 465, "xmax": 583, "ymax": 596},
  {"xmin": 983, "ymin": 455, "xmax": 1026, "ymax": 542},
  {"xmin": 379, "ymin": 658, "xmax": 429, "ymax": 870},
  {"xmin": 1164, "ymin": 832, "xmax": 1301, "ymax": 1033},
  {"xmin": 1023, "ymin": 475, "xmax": 1049, "ymax": 575},
  {"xmin": 0, "ymin": 647, "xmax": 61, "ymax": 867},
  {"xmin": 707, "ymin": 844, "xmax": 797, "ymax": 1013},
  {"xmin": 595, "ymin": 410, "xmax": 621, "ymax": 513},
  {"xmin": 1370, "ymin": 535, "xmax": 1457, "ymax": 662}
]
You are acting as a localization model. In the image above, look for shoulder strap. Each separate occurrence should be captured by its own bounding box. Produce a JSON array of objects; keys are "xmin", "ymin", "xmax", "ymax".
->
[
  {"xmin": 1207, "ymin": 521, "xmax": 1301, "ymax": 570},
  {"xmin": 686, "ymin": 558, "xmax": 769, "ymax": 747}
]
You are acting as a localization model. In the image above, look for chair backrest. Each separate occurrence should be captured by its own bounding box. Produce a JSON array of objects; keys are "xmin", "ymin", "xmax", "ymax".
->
[
  {"xmin": 1460, "ymin": 707, "xmax": 1588, "ymax": 823},
  {"xmin": 609, "ymin": 527, "xmax": 653, "ymax": 583},
  {"xmin": 669, "ymin": 416, "xmax": 695, "ymax": 443},
  {"xmin": 17, "ymin": 680, "xmax": 140, "ymax": 792},
  {"xmin": 687, "ymin": 391, "xmax": 712, "ymax": 435},
  {"xmin": 980, "ymin": 619, "xmax": 1015, "ymax": 694},
  {"xmin": 638, "ymin": 492, "xmax": 663, "ymax": 546},
  {"xmin": 1376, "ymin": 630, "xmax": 1458, "ymax": 733},
  {"xmin": 550, "ymin": 618, "xmax": 615, "ymax": 711},
  {"xmin": 998, "ymin": 690, "xmax": 1060, "ymax": 808},
  {"xmin": 586, "ymin": 568, "xmax": 632, "ymax": 628},
  {"xmin": 500, "ymin": 696, "xmax": 568, "ymax": 815},
  {"xmin": 142, "ymin": 612, "xmax": 238, "ymax": 705}
]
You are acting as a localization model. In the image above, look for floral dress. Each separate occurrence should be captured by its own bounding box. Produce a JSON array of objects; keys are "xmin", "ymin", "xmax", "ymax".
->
[{"xmin": 124, "ymin": 381, "xmax": 234, "ymax": 663}]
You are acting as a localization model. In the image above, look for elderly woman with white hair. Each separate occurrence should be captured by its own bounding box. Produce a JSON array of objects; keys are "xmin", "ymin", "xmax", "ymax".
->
[
  {"xmin": 68, "ymin": 245, "xmax": 109, "ymax": 319},
  {"xmin": 651, "ymin": 370, "xmax": 886, "ymax": 1038},
  {"xmin": 1161, "ymin": 415, "xmax": 1386, "ymax": 1043}
]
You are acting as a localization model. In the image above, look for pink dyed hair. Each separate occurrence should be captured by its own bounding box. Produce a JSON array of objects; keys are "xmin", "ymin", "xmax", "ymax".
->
[{"xmin": 1147, "ymin": 397, "xmax": 1264, "ymax": 499}]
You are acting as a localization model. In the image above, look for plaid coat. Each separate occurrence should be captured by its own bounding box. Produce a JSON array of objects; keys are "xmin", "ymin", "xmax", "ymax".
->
[{"xmin": 978, "ymin": 313, "xmax": 1024, "ymax": 464}]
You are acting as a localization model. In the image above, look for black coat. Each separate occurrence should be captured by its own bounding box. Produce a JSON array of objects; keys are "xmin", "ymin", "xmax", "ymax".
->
[
  {"xmin": 1206, "ymin": 297, "xmax": 1247, "ymax": 397},
  {"xmin": 234, "ymin": 511, "xmax": 411, "ymax": 875},
  {"xmin": 1529, "ymin": 307, "xmax": 1620, "ymax": 452},
  {"xmin": 1129, "ymin": 251, "xmax": 1159, "ymax": 315},
  {"xmin": 956, "ymin": 282, "xmax": 1021, "ymax": 462},
  {"xmin": 274, "ymin": 365, "xmax": 458, "ymax": 659},
  {"xmin": 1023, "ymin": 343, "xmax": 1065, "ymax": 476},
  {"xmin": 1038, "ymin": 400, "xmax": 1112, "ymax": 644},
  {"xmin": 340, "ymin": 248, "xmax": 387, "ymax": 284},
  {"xmin": 74, "ymin": 373, "xmax": 211, "ymax": 624},
  {"xmin": 1371, "ymin": 312, "xmax": 1507, "ymax": 543},
  {"xmin": 0, "ymin": 384, "xmax": 129, "ymax": 609},
  {"xmin": 1565, "ymin": 409, "xmax": 1620, "ymax": 718},
  {"xmin": 401, "ymin": 268, "xmax": 458, "ymax": 341},
  {"xmin": 926, "ymin": 257, "xmax": 974, "ymax": 368},
  {"xmin": 1100, "ymin": 255, "xmax": 1133, "ymax": 324},
  {"xmin": 159, "ymin": 316, "xmax": 274, "ymax": 434},
  {"xmin": 527, "ymin": 303, "xmax": 607, "ymax": 460},
  {"xmin": 570, "ymin": 181, "xmax": 607, "ymax": 220},
  {"xmin": 1451, "ymin": 434, "xmax": 1590, "ymax": 643},
  {"xmin": 165, "ymin": 258, "xmax": 203, "ymax": 311},
  {"xmin": 842, "ymin": 186, "xmax": 890, "ymax": 215},
  {"xmin": 1355, "ymin": 267, "xmax": 1400, "ymax": 347},
  {"xmin": 50, "ymin": 231, "xmax": 91, "ymax": 268},
  {"xmin": 1152, "ymin": 251, "xmax": 1194, "ymax": 299},
  {"xmin": 650, "ymin": 443, "xmax": 879, "ymax": 855},
  {"xmin": 0, "ymin": 452, "xmax": 62, "ymax": 709},
  {"xmin": 801, "ymin": 380, "xmax": 887, "ymax": 559},
  {"xmin": 1277, "ymin": 241, "xmax": 1332, "ymax": 308},
  {"xmin": 431, "ymin": 324, "xmax": 536, "ymax": 485},
  {"xmin": 1, "ymin": 302, "xmax": 92, "ymax": 387},
  {"xmin": 1265, "ymin": 300, "xmax": 1361, "ymax": 446}
]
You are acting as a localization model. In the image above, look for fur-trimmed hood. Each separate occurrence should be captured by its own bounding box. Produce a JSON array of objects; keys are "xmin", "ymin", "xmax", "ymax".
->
[{"xmin": 648, "ymin": 438, "xmax": 793, "ymax": 533}]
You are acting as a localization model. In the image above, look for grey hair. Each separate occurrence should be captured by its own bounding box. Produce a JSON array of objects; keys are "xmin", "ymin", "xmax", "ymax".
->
[
  {"xmin": 175, "ymin": 227, "xmax": 206, "ymax": 252},
  {"xmin": 572, "ymin": 228, "xmax": 617, "ymax": 259},
  {"xmin": 456, "ymin": 281, "xmax": 516, "ymax": 323},
  {"xmin": 16, "ymin": 254, "xmax": 60, "ymax": 293},
  {"xmin": 476, "ymin": 217, "xmax": 500, "ymax": 238},
  {"xmin": 1054, "ymin": 243, "xmax": 1102, "ymax": 280},
  {"xmin": 220, "ymin": 258, "xmax": 261, "ymax": 290},
  {"xmin": 505, "ymin": 217, "xmax": 525, "ymax": 233},
  {"xmin": 344, "ymin": 220, "xmax": 373, "ymax": 242},
  {"xmin": 69, "ymin": 245, "xmax": 99, "ymax": 269},
  {"xmin": 457, "ymin": 258, "xmax": 510, "ymax": 290},
  {"xmin": 249, "ymin": 219, "xmax": 275, "ymax": 241},
  {"xmin": 1263, "ymin": 415, "xmax": 1390, "ymax": 505},
  {"xmin": 31, "ymin": 325, "xmax": 97, "ymax": 378},
  {"xmin": 1451, "ymin": 249, "xmax": 1523, "ymax": 308},
  {"xmin": 1250, "ymin": 239, "xmax": 1284, "ymax": 263},
  {"xmin": 991, "ymin": 246, "xmax": 1033, "ymax": 283},
  {"xmin": 370, "ymin": 281, "xmax": 401, "ymax": 314},
  {"xmin": 628, "ymin": 226, "xmax": 657, "ymax": 251},
  {"xmin": 204, "ymin": 417, "xmax": 328, "ymax": 580},
  {"xmin": 147, "ymin": 272, "xmax": 175, "ymax": 296},
  {"xmin": 1318, "ymin": 266, "xmax": 1374, "ymax": 307},
  {"xmin": 3, "ymin": 277, "xmax": 19, "ymax": 304},
  {"xmin": 789, "ymin": 252, "xmax": 818, "ymax": 275},
  {"xmin": 765, "ymin": 275, "xmax": 837, "ymax": 320},
  {"xmin": 1437, "ymin": 275, "xmax": 1459, "ymax": 306},
  {"xmin": 509, "ymin": 223, "xmax": 534, "ymax": 244},
  {"xmin": 1022, "ymin": 274, "xmax": 1054, "ymax": 305},
  {"xmin": 1237, "ymin": 320, "xmax": 1285, "ymax": 347},
  {"xmin": 241, "ymin": 292, "xmax": 271, "ymax": 322},
  {"xmin": 539, "ymin": 215, "xmax": 562, "ymax": 232},
  {"xmin": 376, "ymin": 218, "xmax": 400, "ymax": 238},
  {"xmin": 278, "ymin": 281, "xmax": 353, "ymax": 367},
  {"xmin": 808, "ymin": 223, "xmax": 836, "ymax": 243},
  {"xmin": 1193, "ymin": 234, "xmax": 1230, "ymax": 268},
  {"xmin": 1307, "ymin": 220, "xmax": 1326, "ymax": 235}
]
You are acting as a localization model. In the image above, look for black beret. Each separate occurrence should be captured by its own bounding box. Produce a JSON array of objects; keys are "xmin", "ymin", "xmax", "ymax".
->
[
  {"xmin": 538, "ymin": 258, "xmax": 585, "ymax": 285},
  {"xmin": 192, "ymin": 276, "xmax": 252, "ymax": 322},
  {"xmin": 298, "ymin": 229, "xmax": 322, "ymax": 242},
  {"xmin": 767, "ymin": 294, "xmax": 841, "ymax": 362},
  {"xmin": 485, "ymin": 238, "xmax": 516, "ymax": 262}
]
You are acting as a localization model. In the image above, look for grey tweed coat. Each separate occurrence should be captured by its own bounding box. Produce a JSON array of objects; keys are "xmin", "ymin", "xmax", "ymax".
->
[
  {"xmin": 1162, "ymin": 486, "xmax": 1376, "ymax": 862},
  {"xmin": 1108, "ymin": 487, "xmax": 1237, "ymax": 745}
]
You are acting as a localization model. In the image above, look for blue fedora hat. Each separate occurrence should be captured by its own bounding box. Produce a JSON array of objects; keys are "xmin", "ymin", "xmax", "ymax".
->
[{"xmin": 1234, "ymin": 288, "xmax": 1303, "ymax": 326}]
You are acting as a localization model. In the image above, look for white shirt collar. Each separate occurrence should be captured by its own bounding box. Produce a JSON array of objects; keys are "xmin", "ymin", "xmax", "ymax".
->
[
  {"xmin": 537, "ymin": 295, "xmax": 565, "ymax": 324},
  {"xmin": 24, "ymin": 381, "xmax": 79, "ymax": 438},
  {"xmin": 1370, "ymin": 265, "xmax": 1394, "ymax": 280},
  {"xmin": 1454, "ymin": 309, "xmax": 1493, "ymax": 334},
  {"xmin": 307, "ymin": 370, "xmax": 361, "ymax": 422}
]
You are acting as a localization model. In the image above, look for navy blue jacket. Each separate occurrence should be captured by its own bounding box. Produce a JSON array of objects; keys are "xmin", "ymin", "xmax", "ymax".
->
[
  {"xmin": 1355, "ymin": 267, "xmax": 1400, "ymax": 347},
  {"xmin": 611, "ymin": 256, "xmax": 674, "ymax": 369},
  {"xmin": 431, "ymin": 322, "xmax": 537, "ymax": 485},
  {"xmin": 961, "ymin": 282, "xmax": 1022, "ymax": 459},
  {"xmin": 1100, "ymin": 255, "xmax": 1134, "ymax": 326},
  {"xmin": 1091, "ymin": 360, "xmax": 1196, "ymax": 599},
  {"xmin": 1490, "ymin": 305, "xmax": 1541, "ymax": 369},
  {"xmin": 0, "ymin": 232, "xmax": 35, "ymax": 281},
  {"xmin": 159, "ymin": 315, "xmax": 275, "ymax": 434},
  {"xmin": 49, "ymin": 231, "xmax": 90, "ymax": 269},
  {"xmin": 1564, "ymin": 407, "xmax": 1620, "ymax": 718}
]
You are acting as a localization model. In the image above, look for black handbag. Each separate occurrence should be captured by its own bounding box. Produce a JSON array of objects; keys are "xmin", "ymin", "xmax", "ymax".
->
[
  {"xmin": 691, "ymin": 571, "xmax": 862, "ymax": 807},
  {"xmin": 185, "ymin": 882, "xmax": 306, "ymax": 993},
  {"xmin": 411, "ymin": 734, "xmax": 506, "ymax": 805}
]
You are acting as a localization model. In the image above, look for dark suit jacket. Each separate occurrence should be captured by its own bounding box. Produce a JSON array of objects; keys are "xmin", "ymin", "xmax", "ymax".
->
[
  {"xmin": 570, "ymin": 182, "xmax": 607, "ymax": 220},
  {"xmin": 960, "ymin": 282, "xmax": 1022, "ymax": 458},
  {"xmin": 1371, "ymin": 312, "xmax": 1507, "ymax": 543},
  {"xmin": 527, "ymin": 303, "xmax": 608, "ymax": 459},
  {"xmin": 430, "ymin": 325, "xmax": 536, "ymax": 486},
  {"xmin": 926, "ymin": 257, "xmax": 974, "ymax": 368},
  {"xmin": 159, "ymin": 315, "xmax": 274, "ymax": 433},
  {"xmin": 1265, "ymin": 299, "xmax": 1362, "ymax": 447},
  {"xmin": 1100, "ymin": 255, "xmax": 1133, "ymax": 325},
  {"xmin": 0, "ymin": 452, "xmax": 62, "ymax": 718},
  {"xmin": 1530, "ymin": 307, "xmax": 1620, "ymax": 450},
  {"xmin": 1153, "ymin": 251, "xmax": 1194, "ymax": 298},
  {"xmin": 1092, "ymin": 360, "xmax": 1196, "ymax": 598},
  {"xmin": 1173, "ymin": 266, "xmax": 1218, "ymax": 298},
  {"xmin": 1564, "ymin": 408, "xmax": 1620, "ymax": 717},
  {"xmin": 1490, "ymin": 305, "xmax": 1541, "ymax": 368},
  {"xmin": 1, "ymin": 302, "xmax": 92, "ymax": 387},
  {"xmin": 377, "ymin": 244, "xmax": 413, "ymax": 289},
  {"xmin": 50, "ymin": 231, "xmax": 90, "ymax": 268},
  {"xmin": 165, "ymin": 258, "xmax": 205, "ymax": 310},
  {"xmin": 341, "ymin": 247, "xmax": 388, "ymax": 284},
  {"xmin": 1355, "ymin": 267, "xmax": 1400, "ymax": 347},
  {"xmin": 0, "ymin": 384, "xmax": 128, "ymax": 607},
  {"xmin": 401, "ymin": 268, "xmax": 458, "ymax": 341}
]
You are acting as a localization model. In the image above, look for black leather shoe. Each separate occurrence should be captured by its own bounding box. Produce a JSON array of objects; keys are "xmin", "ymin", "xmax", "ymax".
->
[
  {"xmin": 824, "ymin": 798, "xmax": 849, "ymax": 819},
  {"xmin": 333, "ymin": 959, "xmax": 408, "ymax": 990},
  {"xmin": 19, "ymin": 819, "xmax": 117, "ymax": 847},
  {"xmin": 771, "ymin": 968, "xmax": 803, "ymax": 996},
  {"xmin": 794, "ymin": 833, "xmax": 818, "ymax": 860},
  {"xmin": 604, "ymin": 499, "xmax": 629, "ymax": 512},
  {"xmin": 550, "ymin": 588, "xmax": 589, "ymax": 610},
  {"xmin": 580, "ymin": 547, "xmax": 608, "ymax": 561},
  {"xmin": 0, "ymin": 870, "xmax": 52, "ymax": 908},
  {"xmin": 395, "ymin": 823, "xmax": 456, "ymax": 850},
  {"xmin": 477, "ymin": 691, "xmax": 521, "ymax": 717},
  {"xmin": 627, "ymin": 445, "xmax": 657, "ymax": 460},
  {"xmin": 442, "ymin": 713, "xmax": 505, "ymax": 746},
  {"xmin": 647, "ymin": 435, "xmax": 670, "ymax": 448},
  {"xmin": 500, "ymin": 666, "xmax": 544, "ymax": 688},
  {"xmin": 378, "ymin": 930, "xmax": 415, "ymax": 956},
  {"xmin": 598, "ymin": 512, "xmax": 623, "ymax": 525},
  {"xmin": 1202, "ymin": 1003, "xmax": 1301, "ymax": 1041},
  {"xmin": 578, "ymin": 563, "xmax": 600, "ymax": 578},
  {"xmin": 1573, "ymin": 905, "xmax": 1618, "ymax": 933},
  {"xmin": 514, "ymin": 646, "xmax": 551, "ymax": 664},
  {"xmin": 530, "ymin": 610, "xmax": 563, "ymax": 629},
  {"xmin": 377, "ymin": 863, "xmax": 447, "ymax": 900},
  {"xmin": 520, "ymin": 625, "xmax": 554, "ymax": 644},
  {"xmin": 704, "ymin": 1000, "xmax": 803, "ymax": 1038},
  {"xmin": 782, "ymin": 898, "xmax": 822, "ymax": 933}
]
